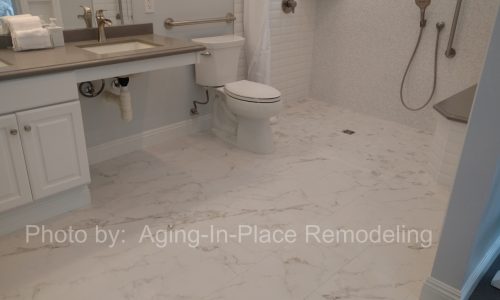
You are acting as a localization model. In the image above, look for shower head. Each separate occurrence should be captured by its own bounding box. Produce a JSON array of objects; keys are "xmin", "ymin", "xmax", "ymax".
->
[
  {"xmin": 415, "ymin": 0, "xmax": 432, "ymax": 27},
  {"xmin": 415, "ymin": 0, "xmax": 431, "ymax": 10}
]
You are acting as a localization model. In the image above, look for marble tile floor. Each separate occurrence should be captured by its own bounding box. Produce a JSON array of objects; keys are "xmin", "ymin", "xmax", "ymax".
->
[{"xmin": 0, "ymin": 99, "xmax": 450, "ymax": 300}]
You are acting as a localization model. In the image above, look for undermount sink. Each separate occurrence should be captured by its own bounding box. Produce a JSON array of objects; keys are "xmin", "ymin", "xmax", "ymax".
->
[{"xmin": 80, "ymin": 41, "xmax": 157, "ymax": 55}]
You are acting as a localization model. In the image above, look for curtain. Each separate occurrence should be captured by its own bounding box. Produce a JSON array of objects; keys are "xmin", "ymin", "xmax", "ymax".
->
[
  {"xmin": 0, "ymin": 0, "xmax": 15, "ymax": 17},
  {"xmin": 244, "ymin": 0, "xmax": 271, "ymax": 84}
]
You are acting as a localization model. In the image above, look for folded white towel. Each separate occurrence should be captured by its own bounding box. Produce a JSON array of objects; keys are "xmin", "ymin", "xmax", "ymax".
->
[
  {"xmin": 4, "ymin": 15, "xmax": 43, "ymax": 33},
  {"xmin": 2, "ymin": 15, "xmax": 52, "ymax": 51},
  {"xmin": 0, "ymin": 14, "xmax": 32, "ymax": 31},
  {"xmin": 12, "ymin": 28, "xmax": 52, "ymax": 51},
  {"xmin": 0, "ymin": 14, "xmax": 30, "ymax": 34},
  {"xmin": 0, "ymin": 23, "xmax": 7, "ymax": 35}
]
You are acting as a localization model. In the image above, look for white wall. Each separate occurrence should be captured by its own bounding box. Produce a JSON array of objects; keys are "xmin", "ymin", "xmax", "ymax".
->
[
  {"xmin": 234, "ymin": 0, "xmax": 316, "ymax": 104},
  {"xmin": 133, "ymin": 0, "xmax": 234, "ymax": 40},
  {"xmin": 425, "ymin": 5, "xmax": 500, "ymax": 294},
  {"xmin": 81, "ymin": 0, "xmax": 234, "ymax": 147},
  {"xmin": 83, "ymin": 0, "xmax": 317, "ymax": 147},
  {"xmin": 311, "ymin": 0, "xmax": 500, "ymax": 131},
  {"xmin": 469, "ymin": 167, "xmax": 500, "ymax": 273}
]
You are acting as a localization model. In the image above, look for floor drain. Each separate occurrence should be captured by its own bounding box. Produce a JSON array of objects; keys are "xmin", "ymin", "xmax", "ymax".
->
[{"xmin": 343, "ymin": 129, "xmax": 356, "ymax": 135}]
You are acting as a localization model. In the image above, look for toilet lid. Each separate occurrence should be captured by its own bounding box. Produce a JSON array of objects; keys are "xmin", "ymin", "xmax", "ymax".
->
[{"xmin": 225, "ymin": 80, "xmax": 281, "ymax": 103}]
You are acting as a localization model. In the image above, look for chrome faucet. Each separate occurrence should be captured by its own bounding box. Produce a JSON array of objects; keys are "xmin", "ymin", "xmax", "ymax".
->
[
  {"xmin": 96, "ymin": 10, "xmax": 112, "ymax": 43},
  {"xmin": 78, "ymin": 6, "xmax": 93, "ymax": 29}
]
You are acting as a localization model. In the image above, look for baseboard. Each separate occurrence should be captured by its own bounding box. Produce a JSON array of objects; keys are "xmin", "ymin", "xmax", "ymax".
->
[
  {"xmin": 420, "ymin": 277, "xmax": 461, "ymax": 300},
  {"xmin": 0, "ymin": 186, "xmax": 91, "ymax": 236},
  {"xmin": 461, "ymin": 235, "xmax": 500, "ymax": 299},
  {"xmin": 87, "ymin": 115, "xmax": 211, "ymax": 165}
]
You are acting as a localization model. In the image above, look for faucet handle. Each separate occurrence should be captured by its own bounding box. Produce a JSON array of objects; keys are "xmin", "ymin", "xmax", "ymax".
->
[
  {"xmin": 96, "ymin": 10, "xmax": 113, "ymax": 26},
  {"xmin": 96, "ymin": 9, "xmax": 106, "ymax": 19}
]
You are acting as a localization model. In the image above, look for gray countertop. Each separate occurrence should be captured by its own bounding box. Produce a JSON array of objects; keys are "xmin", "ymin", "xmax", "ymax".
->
[
  {"xmin": 0, "ymin": 34, "xmax": 205, "ymax": 81},
  {"xmin": 434, "ymin": 85, "xmax": 477, "ymax": 124}
]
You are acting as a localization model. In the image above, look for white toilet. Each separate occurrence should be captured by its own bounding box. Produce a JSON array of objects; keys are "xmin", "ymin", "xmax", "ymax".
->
[{"xmin": 192, "ymin": 35, "xmax": 282, "ymax": 154}]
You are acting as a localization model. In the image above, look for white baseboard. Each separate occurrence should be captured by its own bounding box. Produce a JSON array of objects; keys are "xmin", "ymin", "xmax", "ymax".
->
[
  {"xmin": 420, "ymin": 277, "xmax": 461, "ymax": 300},
  {"xmin": 461, "ymin": 235, "xmax": 500, "ymax": 299},
  {"xmin": 87, "ymin": 115, "xmax": 211, "ymax": 165}
]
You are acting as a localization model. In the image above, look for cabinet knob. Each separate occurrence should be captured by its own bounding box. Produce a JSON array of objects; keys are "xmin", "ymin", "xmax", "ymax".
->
[
  {"xmin": 10, "ymin": 129, "xmax": 18, "ymax": 136},
  {"xmin": 24, "ymin": 125, "xmax": 32, "ymax": 132}
]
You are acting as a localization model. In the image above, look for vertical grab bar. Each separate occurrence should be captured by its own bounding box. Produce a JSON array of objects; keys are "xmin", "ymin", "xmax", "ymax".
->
[
  {"xmin": 446, "ymin": 0, "xmax": 464, "ymax": 58},
  {"xmin": 117, "ymin": 0, "xmax": 125, "ymax": 25}
]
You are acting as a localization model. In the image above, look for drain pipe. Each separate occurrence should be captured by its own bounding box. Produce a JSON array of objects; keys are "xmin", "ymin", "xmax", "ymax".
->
[{"xmin": 104, "ymin": 77, "xmax": 133, "ymax": 122}]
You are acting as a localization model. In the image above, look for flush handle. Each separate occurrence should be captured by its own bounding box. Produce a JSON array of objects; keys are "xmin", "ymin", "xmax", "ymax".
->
[
  {"xmin": 282, "ymin": 0, "xmax": 298, "ymax": 14},
  {"xmin": 200, "ymin": 51, "xmax": 212, "ymax": 57}
]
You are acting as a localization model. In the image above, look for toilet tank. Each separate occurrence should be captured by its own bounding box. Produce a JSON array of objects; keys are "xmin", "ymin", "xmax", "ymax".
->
[{"xmin": 192, "ymin": 35, "xmax": 245, "ymax": 87}]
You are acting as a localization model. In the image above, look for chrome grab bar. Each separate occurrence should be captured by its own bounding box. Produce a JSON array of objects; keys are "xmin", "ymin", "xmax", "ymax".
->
[
  {"xmin": 164, "ymin": 13, "xmax": 236, "ymax": 29},
  {"xmin": 446, "ymin": 0, "xmax": 464, "ymax": 58}
]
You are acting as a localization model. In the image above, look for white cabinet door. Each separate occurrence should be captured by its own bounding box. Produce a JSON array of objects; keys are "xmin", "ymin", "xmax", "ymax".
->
[
  {"xmin": 17, "ymin": 101, "xmax": 90, "ymax": 200},
  {"xmin": 0, "ymin": 115, "xmax": 32, "ymax": 212}
]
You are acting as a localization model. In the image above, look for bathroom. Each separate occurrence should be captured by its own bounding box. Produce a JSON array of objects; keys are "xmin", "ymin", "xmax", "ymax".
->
[{"xmin": 0, "ymin": 0, "xmax": 500, "ymax": 299}]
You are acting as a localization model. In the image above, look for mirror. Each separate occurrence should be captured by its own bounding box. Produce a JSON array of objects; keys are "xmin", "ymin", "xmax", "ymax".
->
[{"xmin": 1, "ymin": 0, "xmax": 134, "ymax": 30}]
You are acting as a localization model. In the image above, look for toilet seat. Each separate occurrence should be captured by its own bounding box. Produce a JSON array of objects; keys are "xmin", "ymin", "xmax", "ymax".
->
[{"xmin": 225, "ymin": 80, "xmax": 281, "ymax": 103}]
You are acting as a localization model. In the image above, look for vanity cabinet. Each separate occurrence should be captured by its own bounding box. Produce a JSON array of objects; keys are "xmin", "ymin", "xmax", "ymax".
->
[
  {"xmin": 0, "ymin": 101, "xmax": 90, "ymax": 213},
  {"xmin": 17, "ymin": 101, "xmax": 90, "ymax": 200},
  {"xmin": 0, "ymin": 115, "xmax": 32, "ymax": 212}
]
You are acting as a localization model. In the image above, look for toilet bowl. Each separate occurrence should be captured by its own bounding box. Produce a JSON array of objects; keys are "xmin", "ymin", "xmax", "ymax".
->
[
  {"xmin": 223, "ymin": 80, "xmax": 282, "ymax": 154},
  {"xmin": 192, "ymin": 35, "xmax": 283, "ymax": 154}
]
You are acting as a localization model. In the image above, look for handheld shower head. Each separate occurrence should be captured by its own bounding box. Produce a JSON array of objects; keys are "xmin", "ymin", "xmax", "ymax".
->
[
  {"xmin": 415, "ymin": 0, "xmax": 432, "ymax": 27},
  {"xmin": 415, "ymin": 0, "xmax": 431, "ymax": 9}
]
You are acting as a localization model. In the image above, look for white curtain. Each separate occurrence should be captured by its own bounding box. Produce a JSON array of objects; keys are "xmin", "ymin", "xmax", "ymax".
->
[{"xmin": 244, "ymin": 0, "xmax": 271, "ymax": 84}]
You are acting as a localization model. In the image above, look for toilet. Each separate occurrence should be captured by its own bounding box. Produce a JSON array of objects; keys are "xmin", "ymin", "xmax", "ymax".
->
[{"xmin": 192, "ymin": 35, "xmax": 282, "ymax": 154}]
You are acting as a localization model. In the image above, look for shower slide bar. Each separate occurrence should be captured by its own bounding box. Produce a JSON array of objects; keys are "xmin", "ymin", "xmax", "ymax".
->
[
  {"xmin": 164, "ymin": 13, "xmax": 236, "ymax": 29},
  {"xmin": 445, "ymin": 0, "xmax": 464, "ymax": 58}
]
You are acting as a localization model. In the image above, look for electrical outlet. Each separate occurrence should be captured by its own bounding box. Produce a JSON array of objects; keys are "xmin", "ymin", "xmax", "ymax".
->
[{"xmin": 144, "ymin": 0, "xmax": 155, "ymax": 13}]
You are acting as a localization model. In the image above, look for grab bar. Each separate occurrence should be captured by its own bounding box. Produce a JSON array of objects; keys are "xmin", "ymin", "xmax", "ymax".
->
[
  {"xmin": 446, "ymin": 0, "xmax": 464, "ymax": 58},
  {"xmin": 164, "ymin": 13, "xmax": 236, "ymax": 29}
]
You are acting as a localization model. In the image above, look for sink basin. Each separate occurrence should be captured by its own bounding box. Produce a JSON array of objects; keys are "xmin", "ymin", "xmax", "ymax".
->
[{"xmin": 80, "ymin": 41, "xmax": 157, "ymax": 55}]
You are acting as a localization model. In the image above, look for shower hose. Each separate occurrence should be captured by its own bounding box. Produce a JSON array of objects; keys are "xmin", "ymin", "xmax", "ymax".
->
[{"xmin": 400, "ymin": 22, "xmax": 445, "ymax": 111}]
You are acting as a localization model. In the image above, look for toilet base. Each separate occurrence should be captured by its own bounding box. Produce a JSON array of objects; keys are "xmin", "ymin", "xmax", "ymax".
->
[
  {"xmin": 210, "ymin": 87, "xmax": 279, "ymax": 155},
  {"xmin": 237, "ymin": 117, "xmax": 275, "ymax": 154}
]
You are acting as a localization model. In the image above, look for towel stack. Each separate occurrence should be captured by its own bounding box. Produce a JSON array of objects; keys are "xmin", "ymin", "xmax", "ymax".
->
[{"xmin": 1, "ymin": 14, "xmax": 52, "ymax": 51}]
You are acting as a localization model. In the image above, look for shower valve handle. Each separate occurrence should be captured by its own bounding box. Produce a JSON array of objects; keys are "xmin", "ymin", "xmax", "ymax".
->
[{"xmin": 282, "ymin": 0, "xmax": 297, "ymax": 14}]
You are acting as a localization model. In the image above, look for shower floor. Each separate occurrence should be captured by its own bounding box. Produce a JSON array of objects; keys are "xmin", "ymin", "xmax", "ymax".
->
[{"xmin": 0, "ymin": 99, "xmax": 449, "ymax": 300}]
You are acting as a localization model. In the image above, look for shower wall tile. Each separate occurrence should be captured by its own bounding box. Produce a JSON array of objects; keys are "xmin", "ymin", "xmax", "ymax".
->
[
  {"xmin": 311, "ymin": 0, "xmax": 500, "ymax": 131},
  {"xmin": 234, "ymin": 0, "xmax": 316, "ymax": 104}
]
